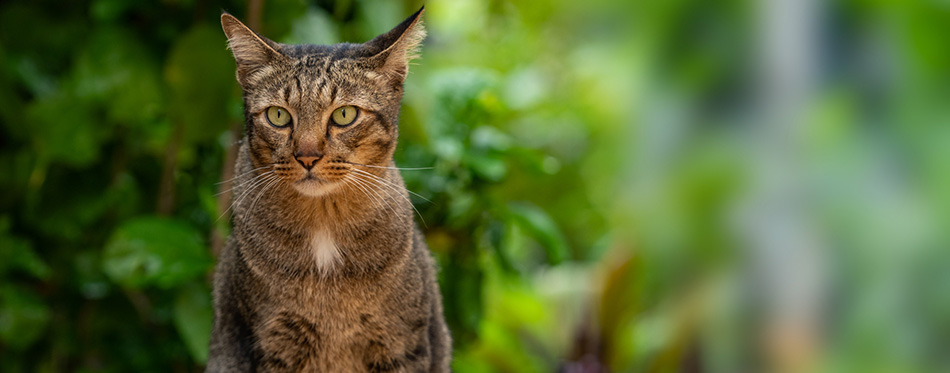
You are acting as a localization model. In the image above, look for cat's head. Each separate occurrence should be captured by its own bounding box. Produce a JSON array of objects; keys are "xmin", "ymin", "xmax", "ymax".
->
[{"xmin": 221, "ymin": 8, "xmax": 425, "ymax": 197}]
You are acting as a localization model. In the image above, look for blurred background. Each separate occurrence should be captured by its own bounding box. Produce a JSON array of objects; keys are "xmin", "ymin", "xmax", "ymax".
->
[{"xmin": 1, "ymin": 0, "xmax": 949, "ymax": 371}]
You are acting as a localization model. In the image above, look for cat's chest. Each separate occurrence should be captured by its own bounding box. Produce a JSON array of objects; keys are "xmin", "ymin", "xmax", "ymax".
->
[
  {"xmin": 307, "ymin": 230, "xmax": 341, "ymax": 275},
  {"xmin": 254, "ymin": 304, "xmax": 373, "ymax": 371}
]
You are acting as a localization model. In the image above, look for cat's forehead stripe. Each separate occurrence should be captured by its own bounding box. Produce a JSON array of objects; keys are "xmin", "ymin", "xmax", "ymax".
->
[
  {"xmin": 303, "ymin": 55, "xmax": 320, "ymax": 67},
  {"xmin": 323, "ymin": 57, "xmax": 333, "ymax": 76},
  {"xmin": 315, "ymin": 78, "xmax": 332, "ymax": 103}
]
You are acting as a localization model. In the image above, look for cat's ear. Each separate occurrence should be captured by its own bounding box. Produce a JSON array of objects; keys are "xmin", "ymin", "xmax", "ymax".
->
[
  {"xmin": 364, "ymin": 7, "xmax": 427, "ymax": 85},
  {"xmin": 221, "ymin": 13, "xmax": 285, "ymax": 87}
]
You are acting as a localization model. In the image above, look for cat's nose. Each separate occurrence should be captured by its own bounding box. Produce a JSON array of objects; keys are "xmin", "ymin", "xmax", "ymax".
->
[{"xmin": 295, "ymin": 153, "xmax": 322, "ymax": 170}]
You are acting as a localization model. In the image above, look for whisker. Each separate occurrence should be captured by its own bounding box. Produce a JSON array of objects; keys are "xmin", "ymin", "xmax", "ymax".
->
[
  {"xmin": 339, "ymin": 176, "xmax": 350, "ymax": 209},
  {"xmin": 214, "ymin": 171, "xmax": 273, "ymax": 199},
  {"xmin": 216, "ymin": 173, "xmax": 278, "ymax": 222},
  {"xmin": 247, "ymin": 176, "xmax": 282, "ymax": 217},
  {"xmin": 346, "ymin": 174, "xmax": 401, "ymax": 219},
  {"xmin": 215, "ymin": 165, "xmax": 272, "ymax": 185},
  {"xmin": 348, "ymin": 171, "xmax": 427, "ymax": 228},
  {"xmin": 215, "ymin": 170, "xmax": 275, "ymax": 196},
  {"xmin": 339, "ymin": 177, "xmax": 371, "ymax": 211},
  {"xmin": 344, "ymin": 175, "xmax": 392, "ymax": 217},
  {"xmin": 353, "ymin": 172, "xmax": 427, "ymax": 228},
  {"xmin": 342, "ymin": 161, "xmax": 432, "ymax": 171},
  {"xmin": 348, "ymin": 174, "xmax": 396, "ymax": 217},
  {"xmin": 237, "ymin": 174, "xmax": 278, "ymax": 207},
  {"xmin": 348, "ymin": 168, "xmax": 432, "ymax": 204},
  {"xmin": 342, "ymin": 175, "xmax": 378, "ymax": 208},
  {"xmin": 348, "ymin": 171, "xmax": 407, "ymax": 202}
]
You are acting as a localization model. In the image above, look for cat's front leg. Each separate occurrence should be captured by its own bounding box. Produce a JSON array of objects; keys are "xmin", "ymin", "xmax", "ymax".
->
[
  {"xmin": 365, "ymin": 341, "xmax": 433, "ymax": 373},
  {"xmin": 361, "ymin": 320, "xmax": 444, "ymax": 373},
  {"xmin": 207, "ymin": 307, "xmax": 255, "ymax": 372},
  {"xmin": 207, "ymin": 243, "xmax": 256, "ymax": 372}
]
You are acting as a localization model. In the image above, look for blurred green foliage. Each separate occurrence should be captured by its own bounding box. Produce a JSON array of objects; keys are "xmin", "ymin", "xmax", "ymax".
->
[{"xmin": 2, "ymin": 0, "xmax": 949, "ymax": 372}]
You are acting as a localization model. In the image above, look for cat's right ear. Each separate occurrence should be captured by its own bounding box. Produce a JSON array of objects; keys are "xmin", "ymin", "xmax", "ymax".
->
[
  {"xmin": 221, "ymin": 13, "xmax": 284, "ymax": 87},
  {"xmin": 363, "ymin": 7, "xmax": 426, "ymax": 86}
]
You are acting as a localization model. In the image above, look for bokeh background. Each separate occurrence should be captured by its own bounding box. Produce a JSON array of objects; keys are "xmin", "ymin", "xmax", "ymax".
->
[{"xmin": 1, "ymin": 0, "xmax": 948, "ymax": 371}]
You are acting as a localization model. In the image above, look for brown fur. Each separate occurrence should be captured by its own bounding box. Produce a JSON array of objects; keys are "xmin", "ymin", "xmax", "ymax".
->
[{"xmin": 208, "ymin": 8, "xmax": 451, "ymax": 372}]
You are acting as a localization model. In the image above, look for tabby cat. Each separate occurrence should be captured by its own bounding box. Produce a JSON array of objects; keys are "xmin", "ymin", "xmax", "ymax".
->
[{"xmin": 207, "ymin": 8, "xmax": 452, "ymax": 372}]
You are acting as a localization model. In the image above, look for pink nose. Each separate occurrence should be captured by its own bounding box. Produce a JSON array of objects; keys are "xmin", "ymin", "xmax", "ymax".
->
[{"xmin": 295, "ymin": 155, "xmax": 321, "ymax": 170}]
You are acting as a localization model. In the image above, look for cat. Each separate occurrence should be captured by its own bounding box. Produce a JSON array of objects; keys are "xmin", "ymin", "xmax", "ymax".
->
[{"xmin": 207, "ymin": 8, "xmax": 452, "ymax": 372}]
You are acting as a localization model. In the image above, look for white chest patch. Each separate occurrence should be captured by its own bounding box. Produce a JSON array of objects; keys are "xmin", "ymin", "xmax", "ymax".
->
[{"xmin": 309, "ymin": 230, "xmax": 341, "ymax": 275}]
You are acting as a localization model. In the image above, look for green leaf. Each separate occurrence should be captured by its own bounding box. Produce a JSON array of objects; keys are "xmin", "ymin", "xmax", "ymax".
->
[
  {"xmin": 284, "ymin": 7, "xmax": 339, "ymax": 45},
  {"xmin": 465, "ymin": 152, "xmax": 507, "ymax": 182},
  {"xmin": 0, "ymin": 284, "xmax": 50, "ymax": 350},
  {"xmin": 506, "ymin": 202, "xmax": 569, "ymax": 264},
  {"xmin": 0, "ymin": 235, "xmax": 50, "ymax": 280},
  {"xmin": 173, "ymin": 281, "xmax": 213, "ymax": 364},
  {"xmin": 73, "ymin": 27, "xmax": 165, "ymax": 127},
  {"xmin": 470, "ymin": 126, "xmax": 512, "ymax": 152},
  {"xmin": 164, "ymin": 24, "xmax": 235, "ymax": 144},
  {"xmin": 261, "ymin": 0, "xmax": 309, "ymax": 39},
  {"xmin": 26, "ymin": 91, "xmax": 105, "ymax": 167},
  {"xmin": 0, "ymin": 216, "xmax": 50, "ymax": 279},
  {"xmin": 483, "ymin": 220, "xmax": 515, "ymax": 273},
  {"xmin": 445, "ymin": 258, "xmax": 484, "ymax": 342},
  {"xmin": 426, "ymin": 68, "xmax": 499, "ymax": 140},
  {"xmin": 357, "ymin": 0, "xmax": 403, "ymax": 38},
  {"xmin": 90, "ymin": 0, "xmax": 135, "ymax": 21},
  {"xmin": 102, "ymin": 216, "xmax": 211, "ymax": 289}
]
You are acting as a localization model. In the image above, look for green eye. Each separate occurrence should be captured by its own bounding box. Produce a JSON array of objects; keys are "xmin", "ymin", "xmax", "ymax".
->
[
  {"xmin": 265, "ymin": 106, "xmax": 292, "ymax": 127},
  {"xmin": 331, "ymin": 105, "xmax": 358, "ymax": 126}
]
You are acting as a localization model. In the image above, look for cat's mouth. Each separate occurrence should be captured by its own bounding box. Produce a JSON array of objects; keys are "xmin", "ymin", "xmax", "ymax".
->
[
  {"xmin": 301, "ymin": 173, "xmax": 321, "ymax": 182},
  {"xmin": 292, "ymin": 172, "xmax": 341, "ymax": 197}
]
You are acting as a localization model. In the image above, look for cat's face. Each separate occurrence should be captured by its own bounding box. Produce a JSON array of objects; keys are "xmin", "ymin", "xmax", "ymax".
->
[{"xmin": 222, "ymin": 9, "xmax": 424, "ymax": 197}]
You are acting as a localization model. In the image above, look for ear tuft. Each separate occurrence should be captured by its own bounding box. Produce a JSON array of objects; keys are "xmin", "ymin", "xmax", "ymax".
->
[
  {"xmin": 221, "ymin": 13, "xmax": 284, "ymax": 87},
  {"xmin": 365, "ymin": 7, "xmax": 427, "ymax": 84}
]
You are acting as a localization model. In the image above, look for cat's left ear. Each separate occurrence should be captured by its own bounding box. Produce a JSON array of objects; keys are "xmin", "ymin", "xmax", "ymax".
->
[
  {"xmin": 364, "ymin": 7, "xmax": 427, "ymax": 85},
  {"xmin": 221, "ymin": 13, "xmax": 286, "ymax": 87}
]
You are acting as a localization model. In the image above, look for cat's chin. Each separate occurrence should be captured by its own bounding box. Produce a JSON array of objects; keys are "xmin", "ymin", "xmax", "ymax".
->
[{"xmin": 292, "ymin": 179, "xmax": 341, "ymax": 198}]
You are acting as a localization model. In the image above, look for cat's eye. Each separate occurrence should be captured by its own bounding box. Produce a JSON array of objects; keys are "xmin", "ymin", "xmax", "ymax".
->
[
  {"xmin": 265, "ymin": 106, "xmax": 292, "ymax": 127},
  {"xmin": 331, "ymin": 106, "xmax": 358, "ymax": 126}
]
